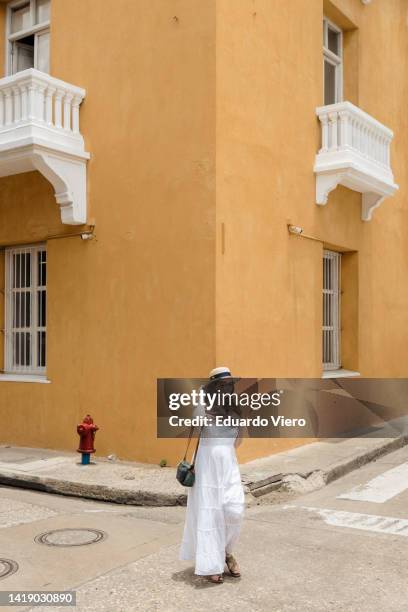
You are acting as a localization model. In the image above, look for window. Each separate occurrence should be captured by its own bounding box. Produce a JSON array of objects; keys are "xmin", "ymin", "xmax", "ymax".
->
[
  {"xmin": 6, "ymin": 0, "xmax": 50, "ymax": 75},
  {"xmin": 323, "ymin": 17, "xmax": 342, "ymax": 105},
  {"xmin": 4, "ymin": 245, "xmax": 47, "ymax": 375},
  {"xmin": 323, "ymin": 250, "xmax": 341, "ymax": 370}
]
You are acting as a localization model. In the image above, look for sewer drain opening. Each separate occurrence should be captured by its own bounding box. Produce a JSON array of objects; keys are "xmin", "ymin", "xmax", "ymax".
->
[
  {"xmin": 0, "ymin": 559, "xmax": 19, "ymax": 580},
  {"xmin": 34, "ymin": 528, "xmax": 107, "ymax": 547}
]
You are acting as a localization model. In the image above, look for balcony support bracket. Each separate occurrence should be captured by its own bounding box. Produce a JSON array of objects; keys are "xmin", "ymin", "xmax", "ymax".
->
[
  {"xmin": 316, "ymin": 172, "xmax": 344, "ymax": 206},
  {"xmin": 31, "ymin": 148, "xmax": 88, "ymax": 225},
  {"xmin": 0, "ymin": 143, "xmax": 89, "ymax": 225},
  {"xmin": 362, "ymin": 193, "xmax": 385, "ymax": 222}
]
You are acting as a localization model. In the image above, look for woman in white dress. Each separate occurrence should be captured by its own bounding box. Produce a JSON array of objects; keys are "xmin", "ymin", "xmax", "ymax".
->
[{"xmin": 179, "ymin": 367, "xmax": 245, "ymax": 584}]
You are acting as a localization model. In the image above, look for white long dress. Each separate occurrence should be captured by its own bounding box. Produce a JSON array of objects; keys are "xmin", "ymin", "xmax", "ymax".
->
[{"xmin": 179, "ymin": 399, "xmax": 245, "ymax": 576}]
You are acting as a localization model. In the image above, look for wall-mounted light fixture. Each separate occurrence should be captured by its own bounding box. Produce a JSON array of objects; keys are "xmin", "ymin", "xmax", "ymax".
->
[
  {"xmin": 80, "ymin": 231, "xmax": 95, "ymax": 241},
  {"xmin": 46, "ymin": 225, "xmax": 96, "ymax": 242},
  {"xmin": 287, "ymin": 224, "xmax": 323, "ymax": 243},
  {"xmin": 287, "ymin": 225, "xmax": 303, "ymax": 235},
  {"xmin": 0, "ymin": 225, "xmax": 96, "ymax": 250}
]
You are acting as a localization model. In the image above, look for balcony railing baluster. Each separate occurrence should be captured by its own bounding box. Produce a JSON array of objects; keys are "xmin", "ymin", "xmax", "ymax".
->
[{"xmin": 0, "ymin": 69, "xmax": 85, "ymax": 145}]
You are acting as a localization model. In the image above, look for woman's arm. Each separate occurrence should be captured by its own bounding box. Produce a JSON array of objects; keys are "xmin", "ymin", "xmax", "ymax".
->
[{"xmin": 234, "ymin": 425, "xmax": 247, "ymax": 448}]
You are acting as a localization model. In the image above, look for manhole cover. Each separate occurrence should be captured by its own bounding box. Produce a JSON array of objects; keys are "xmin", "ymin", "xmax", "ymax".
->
[
  {"xmin": 35, "ymin": 528, "xmax": 107, "ymax": 547},
  {"xmin": 0, "ymin": 559, "xmax": 19, "ymax": 580}
]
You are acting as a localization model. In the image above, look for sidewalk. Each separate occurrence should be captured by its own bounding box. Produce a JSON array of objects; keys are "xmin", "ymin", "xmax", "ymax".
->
[{"xmin": 0, "ymin": 419, "xmax": 407, "ymax": 506}]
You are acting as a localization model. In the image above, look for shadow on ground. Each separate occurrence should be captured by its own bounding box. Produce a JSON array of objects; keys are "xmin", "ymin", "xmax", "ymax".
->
[{"xmin": 171, "ymin": 566, "xmax": 242, "ymax": 589}]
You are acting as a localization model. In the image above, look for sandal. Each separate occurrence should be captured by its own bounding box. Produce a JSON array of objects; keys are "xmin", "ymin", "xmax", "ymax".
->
[
  {"xmin": 208, "ymin": 574, "xmax": 224, "ymax": 584},
  {"xmin": 225, "ymin": 553, "xmax": 241, "ymax": 577}
]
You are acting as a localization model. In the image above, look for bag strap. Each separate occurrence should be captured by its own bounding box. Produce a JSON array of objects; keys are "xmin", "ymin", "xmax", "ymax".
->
[
  {"xmin": 191, "ymin": 426, "xmax": 203, "ymax": 468},
  {"xmin": 183, "ymin": 425, "xmax": 202, "ymax": 465},
  {"xmin": 182, "ymin": 425, "xmax": 194, "ymax": 461}
]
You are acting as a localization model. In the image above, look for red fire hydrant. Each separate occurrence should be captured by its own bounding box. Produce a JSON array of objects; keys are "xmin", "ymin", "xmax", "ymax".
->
[{"xmin": 77, "ymin": 414, "xmax": 99, "ymax": 465}]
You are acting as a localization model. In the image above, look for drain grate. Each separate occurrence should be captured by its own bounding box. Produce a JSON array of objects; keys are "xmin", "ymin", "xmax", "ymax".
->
[
  {"xmin": 0, "ymin": 559, "xmax": 19, "ymax": 580},
  {"xmin": 35, "ymin": 528, "xmax": 107, "ymax": 547}
]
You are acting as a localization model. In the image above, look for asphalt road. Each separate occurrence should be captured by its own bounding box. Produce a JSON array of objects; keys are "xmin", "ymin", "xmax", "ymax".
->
[{"xmin": 1, "ymin": 446, "xmax": 408, "ymax": 611}]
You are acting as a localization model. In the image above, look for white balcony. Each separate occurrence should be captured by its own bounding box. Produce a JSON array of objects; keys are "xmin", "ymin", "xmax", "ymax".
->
[
  {"xmin": 0, "ymin": 69, "xmax": 89, "ymax": 225},
  {"xmin": 314, "ymin": 101, "xmax": 398, "ymax": 221}
]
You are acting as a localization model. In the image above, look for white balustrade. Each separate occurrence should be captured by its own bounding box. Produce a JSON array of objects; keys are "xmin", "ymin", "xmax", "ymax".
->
[
  {"xmin": 316, "ymin": 101, "xmax": 393, "ymax": 169},
  {"xmin": 0, "ymin": 68, "xmax": 85, "ymax": 152}
]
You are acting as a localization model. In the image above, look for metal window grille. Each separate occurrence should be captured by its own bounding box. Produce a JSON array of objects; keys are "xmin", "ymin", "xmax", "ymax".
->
[
  {"xmin": 323, "ymin": 249, "xmax": 341, "ymax": 370},
  {"xmin": 4, "ymin": 244, "xmax": 47, "ymax": 375}
]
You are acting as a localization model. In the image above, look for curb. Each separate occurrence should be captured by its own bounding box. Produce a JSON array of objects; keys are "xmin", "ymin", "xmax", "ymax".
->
[
  {"xmin": 1, "ymin": 435, "xmax": 407, "ymax": 507},
  {"xmin": 323, "ymin": 434, "xmax": 408, "ymax": 484},
  {"xmin": 0, "ymin": 472, "xmax": 187, "ymax": 507},
  {"xmin": 244, "ymin": 434, "xmax": 408, "ymax": 500}
]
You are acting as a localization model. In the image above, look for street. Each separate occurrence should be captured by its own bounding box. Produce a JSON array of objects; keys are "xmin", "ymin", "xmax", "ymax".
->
[{"xmin": 1, "ymin": 446, "xmax": 408, "ymax": 611}]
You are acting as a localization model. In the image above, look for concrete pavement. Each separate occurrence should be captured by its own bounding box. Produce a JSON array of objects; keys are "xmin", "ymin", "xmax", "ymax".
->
[{"xmin": 1, "ymin": 445, "xmax": 408, "ymax": 610}]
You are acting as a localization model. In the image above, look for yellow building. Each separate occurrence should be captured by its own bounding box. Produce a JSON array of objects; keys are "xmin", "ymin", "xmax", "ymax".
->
[{"xmin": 0, "ymin": 0, "xmax": 407, "ymax": 465}]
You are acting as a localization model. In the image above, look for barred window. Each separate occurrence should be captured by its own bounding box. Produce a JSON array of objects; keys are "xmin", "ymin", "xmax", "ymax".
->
[
  {"xmin": 323, "ymin": 249, "xmax": 341, "ymax": 370},
  {"xmin": 5, "ymin": 244, "xmax": 46, "ymax": 375}
]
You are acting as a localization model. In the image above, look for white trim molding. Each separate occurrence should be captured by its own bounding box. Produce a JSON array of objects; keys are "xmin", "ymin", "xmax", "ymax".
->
[
  {"xmin": 0, "ymin": 68, "xmax": 90, "ymax": 225},
  {"xmin": 322, "ymin": 369, "xmax": 360, "ymax": 379},
  {"xmin": 0, "ymin": 373, "xmax": 50, "ymax": 383},
  {"xmin": 314, "ymin": 101, "xmax": 398, "ymax": 221}
]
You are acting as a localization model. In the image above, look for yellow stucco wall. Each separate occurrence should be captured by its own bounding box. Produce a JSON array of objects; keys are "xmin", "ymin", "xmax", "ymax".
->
[
  {"xmin": 0, "ymin": 0, "xmax": 408, "ymax": 465},
  {"xmin": 0, "ymin": 0, "xmax": 217, "ymax": 464},
  {"xmin": 215, "ymin": 0, "xmax": 408, "ymax": 462}
]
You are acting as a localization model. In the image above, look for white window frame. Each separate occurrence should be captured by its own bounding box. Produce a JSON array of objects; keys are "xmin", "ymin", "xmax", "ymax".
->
[
  {"xmin": 323, "ymin": 249, "xmax": 341, "ymax": 371},
  {"xmin": 5, "ymin": 0, "xmax": 50, "ymax": 76},
  {"xmin": 4, "ymin": 243, "xmax": 47, "ymax": 376},
  {"xmin": 323, "ymin": 17, "xmax": 343, "ymax": 105}
]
